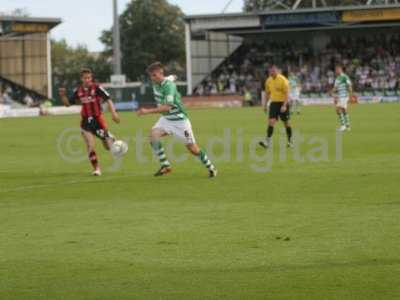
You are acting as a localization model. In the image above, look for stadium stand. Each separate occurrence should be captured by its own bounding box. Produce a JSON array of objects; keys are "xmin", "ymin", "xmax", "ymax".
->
[
  {"xmin": 0, "ymin": 15, "xmax": 61, "ymax": 105},
  {"xmin": 0, "ymin": 74, "xmax": 47, "ymax": 107},
  {"xmin": 185, "ymin": 3, "xmax": 400, "ymax": 104},
  {"xmin": 194, "ymin": 33, "xmax": 400, "ymax": 98}
]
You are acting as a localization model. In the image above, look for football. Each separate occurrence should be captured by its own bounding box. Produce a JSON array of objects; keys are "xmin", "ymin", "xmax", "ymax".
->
[{"xmin": 110, "ymin": 140, "xmax": 128, "ymax": 158}]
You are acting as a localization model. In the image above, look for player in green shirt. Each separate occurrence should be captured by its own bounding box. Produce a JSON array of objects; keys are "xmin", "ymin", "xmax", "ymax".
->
[
  {"xmin": 288, "ymin": 72, "xmax": 302, "ymax": 115},
  {"xmin": 331, "ymin": 65, "xmax": 352, "ymax": 132},
  {"xmin": 137, "ymin": 62, "xmax": 217, "ymax": 178}
]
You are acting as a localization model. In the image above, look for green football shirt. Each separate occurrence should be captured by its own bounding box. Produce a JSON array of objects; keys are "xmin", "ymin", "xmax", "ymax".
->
[
  {"xmin": 334, "ymin": 74, "xmax": 352, "ymax": 98},
  {"xmin": 288, "ymin": 75, "xmax": 298, "ymax": 91},
  {"xmin": 153, "ymin": 79, "xmax": 188, "ymax": 121}
]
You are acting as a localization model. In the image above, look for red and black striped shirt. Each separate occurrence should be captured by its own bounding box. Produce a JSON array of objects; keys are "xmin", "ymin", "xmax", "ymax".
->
[{"xmin": 71, "ymin": 83, "xmax": 111, "ymax": 118}]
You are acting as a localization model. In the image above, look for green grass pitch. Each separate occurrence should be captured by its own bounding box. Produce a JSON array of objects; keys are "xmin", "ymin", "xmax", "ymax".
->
[{"xmin": 1, "ymin": 104, "xmax": 400, "ymax": 299}]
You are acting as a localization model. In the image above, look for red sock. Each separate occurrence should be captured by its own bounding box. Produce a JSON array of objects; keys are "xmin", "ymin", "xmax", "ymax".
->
[{"xmin": 89, "ymin": 151, "xmax": 99, "ymax": 169}]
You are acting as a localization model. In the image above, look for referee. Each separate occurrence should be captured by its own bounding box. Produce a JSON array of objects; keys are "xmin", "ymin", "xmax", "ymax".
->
[{"xmin": 259, "ymin": 65, "xmax": 293, "ymax": 149}]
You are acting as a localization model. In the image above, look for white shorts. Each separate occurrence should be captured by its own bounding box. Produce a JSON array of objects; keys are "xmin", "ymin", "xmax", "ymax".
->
[
  {"xmin": 336, "ymin": 97, "xmax": 349, "ymax": 109},
  {"xmin": 289, "ymin": 93, "xmax": 300, "ymax": 103},
  {"xmin": 152, "ymin": 117, "xmax": 196, "ymax": 145}
]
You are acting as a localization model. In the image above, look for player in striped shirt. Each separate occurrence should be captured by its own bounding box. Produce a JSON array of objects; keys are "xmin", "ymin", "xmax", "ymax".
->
[
  {"xmin": 331, "ymin": 65, "xmax": 352, "ymax": 132},
  {"xmin": 59, "ymin": 68, "xmax": 121, "ymax": 176},
  {"xmin": 288, "ymin": 72, "xmax": 302, "ymax": 115},
  {"xmin": 137, "ymin": 62, "xmax": 217, "ymax": 178}
]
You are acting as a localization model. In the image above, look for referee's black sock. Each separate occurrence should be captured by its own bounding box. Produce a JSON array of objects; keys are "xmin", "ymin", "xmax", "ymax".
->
[
  {"xmin": 286, "ymin": 126, "xmax": 293, "ymax": 142},
  {"xmin": 267, "ymin": 126, "xmax": 274, "ymax": 139}
]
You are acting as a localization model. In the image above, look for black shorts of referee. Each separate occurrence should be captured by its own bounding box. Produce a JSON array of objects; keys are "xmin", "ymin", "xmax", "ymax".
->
[{"xmin": 269, "ymin": 101, "xmax": 290, "ymax": 122}]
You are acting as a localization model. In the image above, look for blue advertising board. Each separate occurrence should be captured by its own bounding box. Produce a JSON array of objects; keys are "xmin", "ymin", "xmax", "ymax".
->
[{"xmin": 263, "ymin": 12, "xmax": 340, "ymax": 27}]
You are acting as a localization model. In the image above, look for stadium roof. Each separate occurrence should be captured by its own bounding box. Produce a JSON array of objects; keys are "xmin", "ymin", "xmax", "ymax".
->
[
  {"xmin": 0, "ymin": 15, "xmax": 61, "ymax": 26},
  {"xmin": 185, "ymin": 4, "xmax": 400, "ymax": 20},
  {"xmin": 0, "ymin": 15, "xmax": 61, "ymax": 36},
  {"xmin": 185, "ymin": 4, "xmax": 400, "ymax": 34}
]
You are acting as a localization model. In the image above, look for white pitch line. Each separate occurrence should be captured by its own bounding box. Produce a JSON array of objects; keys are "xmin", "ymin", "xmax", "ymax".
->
[{"xmin": 0, "ymin": 174, "xmax": 138, "ymax": 194}]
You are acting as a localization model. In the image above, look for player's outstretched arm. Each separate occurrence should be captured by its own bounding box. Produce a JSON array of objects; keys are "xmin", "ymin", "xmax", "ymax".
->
[
  {"xmin": 348, "ymin": 84, "xmax": 353, "ymax": 99},
  {"xmin": 263, "ymin": 79, "xmax": 271, "ymax": 112},
  {"xmin": 58, "ymin": 88, "xmax": 71, "ymax": 107},
  {"xmin": 263, "ymin": 91, "xmax": 270, "ymax": 113},
  {"xmin": 330, "ymin": 85, "xmax": 337, "ymax": 96},
  {"xmin": 330, "ymin": 86, "xmax": 338, "ymax": 105},
  {"xmin": 106, "ymin": 99, "xmax": 120, "ymax": 124},
  {"xmin": 166, "ymin": 75, "xmax": 178, "ymax": 82},
  {"xmin": 281, "ymin": 82, "xmax": 289, "ymax": 113},
  {"xmin": 137, "ymin": 105, "xmax": 172, "ymax": 116}
]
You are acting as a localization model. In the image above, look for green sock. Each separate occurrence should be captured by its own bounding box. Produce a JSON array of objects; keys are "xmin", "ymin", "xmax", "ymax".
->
[
  {"xmin": 338, "ymin": 112, "xmax": 346, "ymax": 126},
  {"xmin": 151, "ymin": 141, "xmax": 170, "ymax": 167},
  {"xmin": 198, "ymin": 150, "xmax": 215, "ymax": 171},
  {"xmin": 343, "ymin": 112, "xmax": 350, "ymax": 127}
]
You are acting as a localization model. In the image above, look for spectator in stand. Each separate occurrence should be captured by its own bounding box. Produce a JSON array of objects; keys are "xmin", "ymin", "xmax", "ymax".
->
[
  {"xmin": 23, "ymin": 94, "xmax": 34, "ymax": 107},
  {"xmin": 2, "ymin": 90, "xmax": 12, "ymax": 104},
  {"xmin": 40, "ymin": 99, "xmax": 54, "ymax": 116},
  {"xmin": 243, "ymin": 87, "xmax": 254, "ymax": 107}
]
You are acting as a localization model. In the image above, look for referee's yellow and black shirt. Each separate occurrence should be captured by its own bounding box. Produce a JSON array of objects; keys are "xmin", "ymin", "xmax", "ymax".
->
[{"xmin": 265, "ymin": 74, "xmax": 289, "ymax": 102}]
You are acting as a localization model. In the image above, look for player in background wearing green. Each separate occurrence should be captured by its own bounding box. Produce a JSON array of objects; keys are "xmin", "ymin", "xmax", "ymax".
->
[
  {"xmin": 331, "ymin": 65, "xmax": 352, "ymax": 132},
  {"xmin": 137, "ymin": 62, "xmax": 217, "ymax": 178},
  {"xmin": 288, "ymin": 72, "xmax": 302, "ymax": 115}
]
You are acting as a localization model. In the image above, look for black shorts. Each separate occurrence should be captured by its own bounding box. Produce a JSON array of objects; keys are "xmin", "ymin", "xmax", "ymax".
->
[
  {"xmin": 81, "ymin": 115, "xmax": 111, "ymax": 141},
  {"xmin": 269, "ymin": 102, "xmax": 290, "ymax": 122}
]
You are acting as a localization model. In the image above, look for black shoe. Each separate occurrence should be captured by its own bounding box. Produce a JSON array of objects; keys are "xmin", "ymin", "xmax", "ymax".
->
[
  {"xmin": 259, "ymin": 140, "xmax": 270, "ymax": 149},
  {"xmin": 209, "ymin": 169, "xmax": 218, "ymax": 178},
  {"xmin": 154, "ymin": 166, "xmax": 172, "ymax": 177}
]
